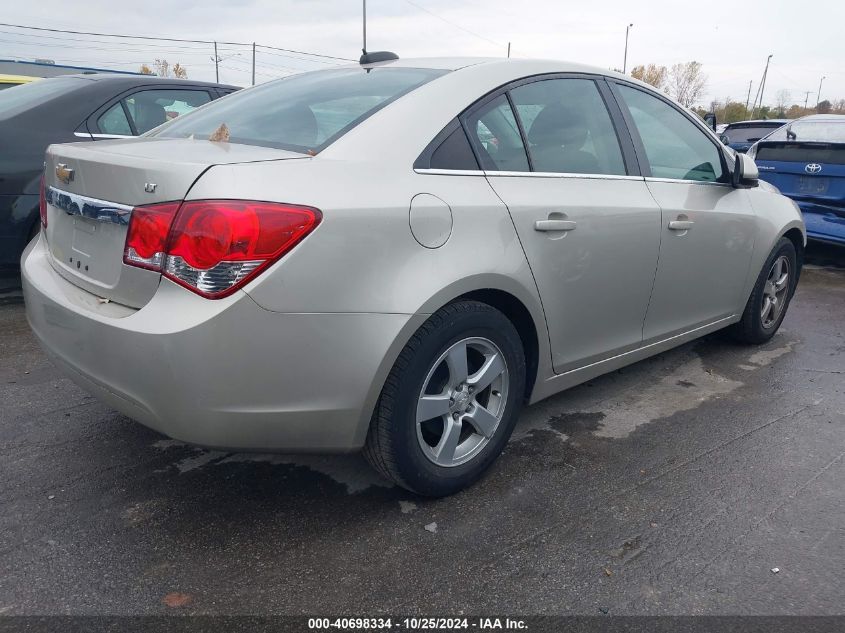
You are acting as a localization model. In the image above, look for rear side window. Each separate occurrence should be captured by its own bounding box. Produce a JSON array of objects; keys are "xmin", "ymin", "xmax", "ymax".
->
[
  {"xmin": 464, "ymin": 95, "xmax": 530, "ymax": 172},
  {"xmin": 429, "ymin": 126, "xmax": 478, "ymax": 170},
  {"xmin": 98, "ymin": 102, "xmax": 133, "ymax": 135},
  {"xmin": 510, "ymin": 78, "xmax": 626, "ymax": 175},
  {"xmin": 153, "ymin": 67, "xmax": 447, "ymax": 153},
  {"xmin": 99, "ymin": 89, "xmax": 212, "ymax": 136}
]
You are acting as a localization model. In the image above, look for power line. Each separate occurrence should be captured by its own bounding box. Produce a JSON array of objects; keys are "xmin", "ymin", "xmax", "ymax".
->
[
  {"xmin": 401, "ymin": 0, "xmax": 503, "ymax": 49},
  {"xmin": 0, "ymin": 22, "xmax": 353, "ymax": 62}
]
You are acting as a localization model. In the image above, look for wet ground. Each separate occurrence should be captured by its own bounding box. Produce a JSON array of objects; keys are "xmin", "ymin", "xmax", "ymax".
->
[{"xmin": 0, "ymin": 245, "xmax": 843, "ymax": 616}]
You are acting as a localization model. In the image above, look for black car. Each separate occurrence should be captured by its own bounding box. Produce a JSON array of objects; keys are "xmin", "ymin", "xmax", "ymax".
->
[{"xmin": 0, "ymin": 74, "xmax": 237, "ymax": 267}]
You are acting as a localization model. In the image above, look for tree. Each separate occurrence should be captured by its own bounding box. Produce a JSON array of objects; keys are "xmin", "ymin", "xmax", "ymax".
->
[
  {"xmin": 139, "ymin": 59, "xmax": 188, "ymax": 79},
  {"xmin": 667, "ymin": 61, "xmax": 707, "ymax": 108},
  {"xmin": 817, "ymin": 99, "xmax": 832, "ymax": 114},
  {"xmin": 774, "ymin": 89, "xmax": 791, "ymax": 117},
  {"xmin": 630, "ymin": 64, "xmax": 668, "ymax": 90}
]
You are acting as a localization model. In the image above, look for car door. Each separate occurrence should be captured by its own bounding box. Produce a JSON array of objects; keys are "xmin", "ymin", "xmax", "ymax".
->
[
  {"xmin": 611, "ymin": 82, "xmax": 757, "ymax": 341},
  {"xmin": 89, "ymin": 87, "xmax": 214, "ymax": 139},
  {"xmin": 463, "ymin": 76, "xmax": 662, "ymax": 373}
]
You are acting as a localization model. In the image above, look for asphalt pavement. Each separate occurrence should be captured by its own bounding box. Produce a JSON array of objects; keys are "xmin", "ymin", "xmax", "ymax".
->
[{"xmin": 0, "ymin": 246, "xmax": 843, "ymax": 616}]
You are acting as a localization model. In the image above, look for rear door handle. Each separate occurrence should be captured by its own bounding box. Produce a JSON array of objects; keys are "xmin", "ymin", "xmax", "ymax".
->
[
  {"xmin": 668, "ymin": 220, "xmax": 694, "ymax": 230},
  {"xmin": 534, "ymin": 219, "xmax": 577, "ymax": 232}
]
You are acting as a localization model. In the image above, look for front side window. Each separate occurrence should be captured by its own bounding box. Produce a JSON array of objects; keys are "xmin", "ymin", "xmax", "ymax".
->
[
  {"xmin": 510, "ymin": 78, "xmax": 626, "ymax": 175},
  {"xmin": 153, "ymin": 67, "xmax": 447, "ymax": 153},
  {"xmin": 617, "ymin": 85, "xmax": 725, "ymax": 182},
  {"xmin": 464, "ymin": 95, "xmax": 530, "ymax": 172}
]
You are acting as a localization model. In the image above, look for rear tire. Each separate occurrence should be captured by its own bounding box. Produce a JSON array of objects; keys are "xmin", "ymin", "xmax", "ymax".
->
[
  {"xmin": 729, "ymin": 237, "xmax": 797, "ymax": 344},
  {"xmin": 364, "ymin": 300, "xmax": 526, "ymax": 497}
]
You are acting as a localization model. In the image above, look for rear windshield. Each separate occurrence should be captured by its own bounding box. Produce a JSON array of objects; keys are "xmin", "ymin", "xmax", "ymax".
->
[
  {"xmin": 763, "ymin": 119, "xmax": 845, "ymax": 143},
  {"xmin": 0, "ymin": 76, "xmax": 87, "ymax": 119},
  {"xmin": 153, "ymin": 67, "xmax": 448, "ymax": 153},
  {"xmin": 723, "ymin": 124, "xmax": 783, "ymax": 143},
  {"xmin": 755, "ymin": 143, "xmax": 845, "ymax": 164}
]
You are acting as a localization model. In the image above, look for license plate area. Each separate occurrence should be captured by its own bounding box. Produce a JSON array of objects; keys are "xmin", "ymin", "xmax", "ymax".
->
[{"xmin": 798, "ymin": 176, "xmax": 829, "ymax": 194}]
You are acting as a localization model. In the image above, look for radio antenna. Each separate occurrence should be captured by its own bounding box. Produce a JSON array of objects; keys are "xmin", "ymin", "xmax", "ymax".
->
[{"xmin": 362, "ymin": 0, "xmax": 367, "ymax": 55}]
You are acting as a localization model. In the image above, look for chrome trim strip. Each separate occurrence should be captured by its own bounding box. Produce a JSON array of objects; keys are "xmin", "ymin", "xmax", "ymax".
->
[
  {"xmin": 73, "ymin": 132, "xmax": 94, "ymax": 139},
  {"xmin": 486, "ymin": 170, "xmax": 644, "ymax": 181},
  {"xmin": 46, "ymin": 186, "xmax": 133, "ymax": 225},
  {"xmin": 414, "ymin": 168, "xmax": 644, "ymax": 181},
  {"xmin": 92, "ymin": 133, "xmax": 133, "ymax": 139},
  {"xmin": 414, "ymin": 168, "xmax": 486, "ymax": 176},
  {"xmin": 644, "ymin": 177, "xmax": 732, "ymax": 188}
]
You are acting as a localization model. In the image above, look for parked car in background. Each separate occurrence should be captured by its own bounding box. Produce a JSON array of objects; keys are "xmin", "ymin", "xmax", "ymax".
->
[
  {"xmin": 0, "ymin": 73, "xmax": 39, "ymax": 90},
  {"xmin": 749, "ymin": 114, "xmax": 845, "ymax": 245},
  {"xmin": 720, "ymin": 119, "xmax": 789, "ymax": 153},
  {"xmin": 0, "ymin": 74, "xmax": 237, "ymax": 267},
  {"xmin": 23, "ymin": 57, "xmax": 804, "ymax": 496}
]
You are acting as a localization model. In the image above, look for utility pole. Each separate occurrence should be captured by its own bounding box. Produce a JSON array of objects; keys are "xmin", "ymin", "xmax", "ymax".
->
[
  {"xmin": 804, "ymin": 91, "xmax": 812, "ymax": 110},
  {"xmin": 252, "ymin": 42, "xmax": 256, "ymax": 86},
  {"xmin": 507, "ymin": 42, "xmax": 511, "ymax": 58},
  {"xmin": 754, "ymin": 54, "xmax": 773, "ymax": 118},
  {"xmin": 213, "ymin": 41, "xmax": 219, "ymax": 83},
  {"xmin": 816, "ymin": 76, "xmax": 826, "ymax": 108},
  {"xmin": 744, "ymin": 80, "xmax": 753, "ymax": 118},
  {"xmin": 623, "ymin": 23, "xmax": 633, "ymax": 74}
]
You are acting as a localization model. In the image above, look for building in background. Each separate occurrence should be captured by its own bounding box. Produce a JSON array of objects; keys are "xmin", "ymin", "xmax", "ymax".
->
[{"xmin": 0, "ymin": 59, "xmax": 140, "ymax": 78}]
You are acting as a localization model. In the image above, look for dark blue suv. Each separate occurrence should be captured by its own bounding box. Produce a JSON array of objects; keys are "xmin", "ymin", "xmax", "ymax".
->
[
  {"xmin": 749, "ymin": 114, "xmax": 845, "ymax": 245},
  {"xmin": 720, "ymin": 119, "xmax": 788, "ymax": 153}
]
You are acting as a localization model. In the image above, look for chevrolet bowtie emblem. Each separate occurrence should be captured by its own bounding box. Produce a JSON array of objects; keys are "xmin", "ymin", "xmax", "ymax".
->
[{"xmin": 55, "ymin": 163, "xmax": 75, "ymax": 184}]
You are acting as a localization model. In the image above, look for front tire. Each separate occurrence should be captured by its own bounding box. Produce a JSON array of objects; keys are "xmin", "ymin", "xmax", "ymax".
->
[
  {"xmin": 730, "ymin": 237, "xmax": 797, "ymax": 344},
  {"xmin": 364, "ymin": 300, "xmax": 526, "ymax": 497}
]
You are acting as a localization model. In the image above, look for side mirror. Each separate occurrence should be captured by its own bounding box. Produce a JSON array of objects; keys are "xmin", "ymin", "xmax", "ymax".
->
[
  {"xmin": 732, "ymin": 153, "xmax": 759, "ymax": 188},
  {"xmin": 704, "ymin": 112, "xmax": 717, "ymax": 132},
  {"xmin": 719, "ymin": 134, "xmax": 730, "ymax": 145}
]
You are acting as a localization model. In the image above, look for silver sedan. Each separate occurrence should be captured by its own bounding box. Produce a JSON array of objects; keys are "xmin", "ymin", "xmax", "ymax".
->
[{"xmin": 22, "ymin": 57, "xmax": 805, "ymax": 496}]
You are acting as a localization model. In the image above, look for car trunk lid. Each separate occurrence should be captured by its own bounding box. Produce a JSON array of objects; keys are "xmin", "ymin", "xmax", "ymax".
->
[
  {"xmin": 43, "ymin": 138, "xmax": 308, "ymax": 308},
  {"xmin": 755, "ymin": 141, "xmax": 845, "ymax": 204}
]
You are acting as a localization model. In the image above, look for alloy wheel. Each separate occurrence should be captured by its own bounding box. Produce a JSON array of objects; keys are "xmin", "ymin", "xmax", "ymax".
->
[
  {"xmin": 415, "ymin": 337, "xmax": 509, "ymax": 467},
  {"xmin": 761, "ymin": 255, "xmax": 790, "ymax": 329}
]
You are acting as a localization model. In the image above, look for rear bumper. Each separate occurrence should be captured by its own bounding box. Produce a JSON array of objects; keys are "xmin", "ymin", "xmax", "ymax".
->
[
  {"xmin": 22, "ymin": 236, "xmax": 413, "ymax": 451},
  {"xmin": 796, "ymin": 201, "xmax": 845, "ymax": 245}
]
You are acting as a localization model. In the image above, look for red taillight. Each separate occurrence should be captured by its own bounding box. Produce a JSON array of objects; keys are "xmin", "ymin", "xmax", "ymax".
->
[
  {"xmin": 123, "ymin": 199, "xmax": 321, "ymax": 299},
  {"xmin": 39, "ymin": 175, "xmax": 47, "ymax": 228},
  {"xmin": 123, "ymin": 202, "xmax": 181, "ymax": 270}
]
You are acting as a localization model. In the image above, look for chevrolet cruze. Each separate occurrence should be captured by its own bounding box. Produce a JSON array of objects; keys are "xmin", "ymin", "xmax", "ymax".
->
[{"xmin": 22, "ymin": 57, "xmax": 805, "ymax": 496}]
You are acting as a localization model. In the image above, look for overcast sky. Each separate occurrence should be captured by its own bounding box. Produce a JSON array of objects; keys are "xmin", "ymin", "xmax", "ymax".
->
[{"xmin": 2, "ymin": 0, "xmax": 843, "ymax": 107}]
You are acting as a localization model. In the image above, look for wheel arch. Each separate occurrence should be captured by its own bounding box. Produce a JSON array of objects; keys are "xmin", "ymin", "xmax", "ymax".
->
[{"xmin": 352, "ymin": 275, "xmax": 551, "ymax": 448}]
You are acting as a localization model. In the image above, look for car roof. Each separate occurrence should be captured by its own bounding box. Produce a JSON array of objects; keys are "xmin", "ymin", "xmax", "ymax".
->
[
  {"xmin": 796, "ymin": 113, "xmax": 845, "ymax": 122},
  {"xmin": 58, "ymin": 73, "xmax": 238, "ymax": 90},
  {"xmin": 361, "ymin": 56, "xmax": 631, "ymax": 81},
  {"xmin": 727, "ymin": 119, "xmax": 789, "ymax": 127}
]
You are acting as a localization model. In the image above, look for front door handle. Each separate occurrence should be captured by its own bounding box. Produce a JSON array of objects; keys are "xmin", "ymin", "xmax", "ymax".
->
[
  {"xmin": 534, "ymin": 219, "xmax": 577, "ymax": 232},
  {"xmin": 668, "ymin": 220, "xmax": 694, "ymax": 230}
]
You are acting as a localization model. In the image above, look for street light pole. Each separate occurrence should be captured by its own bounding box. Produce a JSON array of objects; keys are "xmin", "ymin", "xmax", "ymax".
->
[
  {"xmin": 816, "ymin": 76, "xmax": 826, "ymax": 109},
  {"xmin": 756, "ymin": 54, "xmax": 773, "ymax": 118},
  {"xmin": 623, "ymin": 23, "xmax": 633, "ymax": 74}
]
